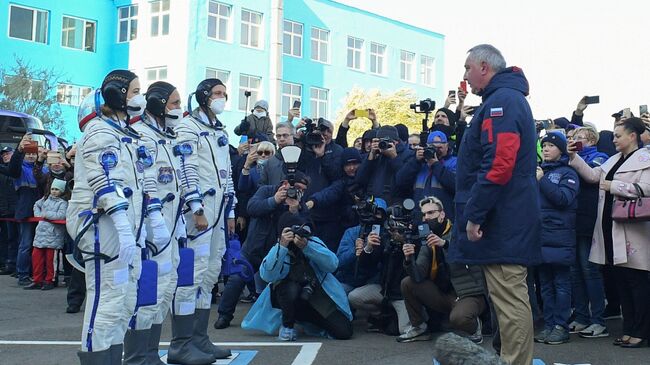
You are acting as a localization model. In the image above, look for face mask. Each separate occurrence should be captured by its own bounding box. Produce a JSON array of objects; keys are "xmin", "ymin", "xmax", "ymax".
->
[
  {"xmin": 165, "ymin": 108, "xmax": 184, "ymax": 128},
  {"xmin": 210, "ymin": 97, "xmax": 226, "ymax": 115},
  {"xmin": 253, "ymin": 110, "xmax": 267, "ymax": 119},
  {"xmin": 126, "ymin": 94, "xmax": 147, "ymax": 116},
  {"xmin": 428, "ymin": 218, "xmax": 446, "ymax": 237},
  {"xmin": 431, "ymin": 124, "xmax": 455, "ymax": 139}
]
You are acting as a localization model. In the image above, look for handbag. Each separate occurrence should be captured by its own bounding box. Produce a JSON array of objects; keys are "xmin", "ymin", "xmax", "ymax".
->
[{"xmin": 611, "ymin": 183, "xmax": 650, "ymax": 222}]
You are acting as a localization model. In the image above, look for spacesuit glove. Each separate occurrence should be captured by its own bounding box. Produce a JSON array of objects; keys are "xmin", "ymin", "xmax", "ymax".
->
[
  {"xmin": 110, "ymin": 209, "xmax": 137, "ymax": 266},
  {"xmin": 149, "ymin": 210, "xmax": 171, "ymax": 249}
]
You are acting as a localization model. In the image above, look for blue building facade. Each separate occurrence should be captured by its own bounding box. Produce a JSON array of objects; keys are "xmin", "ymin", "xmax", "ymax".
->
[{"xmin": 1, "ymin": 0, "xmax": 444, "ymax": 140}]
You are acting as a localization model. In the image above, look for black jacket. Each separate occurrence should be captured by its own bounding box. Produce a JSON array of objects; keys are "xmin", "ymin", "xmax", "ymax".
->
[
  {"xmin": 354, "ymin": 143, "xmax": 414, "ymax": 206},
  {"xmin": 0, "ymin": 162, "xmax": 17, "ymax": 216}
]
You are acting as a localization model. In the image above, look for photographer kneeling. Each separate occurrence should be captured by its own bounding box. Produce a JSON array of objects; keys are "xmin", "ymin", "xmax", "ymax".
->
[
  {"xmin": 397, "ymin": 196, "xmax": 486, "ymax": 343},
  {"xmin": 242, "ymin": 213, "xmax": 353, "ymax": 341}
]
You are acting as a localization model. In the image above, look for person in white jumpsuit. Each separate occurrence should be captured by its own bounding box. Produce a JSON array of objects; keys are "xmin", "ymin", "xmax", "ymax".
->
[
  {"xmin": 167, "ymin": 78, "xmax": 235, "ymax": 364},
  {"xmin": 123, "ymin": 81, "xmax": 184, "ymax": 364},
  {"xmin": 68, "ymin": 70, "xmax": 168, "ymax": 365}
]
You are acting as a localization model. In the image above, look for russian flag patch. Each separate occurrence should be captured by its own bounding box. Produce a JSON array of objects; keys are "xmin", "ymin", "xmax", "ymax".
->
[{"xmin": 490, "ymin": 107, "xmax": 503, "ymax": 117}]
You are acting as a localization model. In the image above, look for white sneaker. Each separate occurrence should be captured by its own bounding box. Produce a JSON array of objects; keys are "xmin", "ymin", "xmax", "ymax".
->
[
  {"xmin": 578, "ymin": 323, "xmax": 610, "ymax": 338},
  {"xmin": 568, "ymin": 321, "xmax": 589, "ymax": 334},
  {"xmin": 396, "ymin": 323, "xmax": 431, "ymax": 343}
]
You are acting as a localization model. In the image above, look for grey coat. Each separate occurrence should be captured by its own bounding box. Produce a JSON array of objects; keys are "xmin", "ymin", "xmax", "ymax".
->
[{"xmin": 33, "ymin": 196, "xmax": 68, "ymax": 249}]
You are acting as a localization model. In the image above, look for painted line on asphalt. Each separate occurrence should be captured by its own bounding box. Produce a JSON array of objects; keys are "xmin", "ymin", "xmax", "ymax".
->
[{"xmin": 0, "ymin": 341, "xmax": 323, "ymax": 365}]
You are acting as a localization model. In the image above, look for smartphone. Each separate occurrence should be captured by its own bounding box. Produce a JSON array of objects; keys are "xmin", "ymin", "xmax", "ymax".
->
[
  {"xmin": 466, "ymin": 106, "xmax": 477, "ymax": 115},
  {"xmin": 239, "ymin": 135, "xmax": 248, "ymax": 144},
  {"xmin": 623, "ymin": 108, "xmax": 632, "ymax": 119},
  {"xmin": 448, "ymin": 90, "xmax": 456, "ymax": 97},
  {"xmin": 574, "ymin": 141, "xmax": 583, "ymax": 152},
  {"xmin": 370, "ymin": 224, "xmax": 381, "ymax": 236},
  {"xmin": 354, "ymin": 109, "xmax": 369, "ymax": 118},
  {"xmin": 46, "ymin": 151, "xmax": 61, "ymax": 164},
  {"xmin": 418, "ymin": 224, "xmax": 430, "ymax": 245},
  {"xmin": 584, "ymin": 96, "xmax": 600, "ymax": 105},
  {"xmin": 292, "ymin": 99, "xmax": 301, "ymax": 109},
  {"xmin": 23, "ymin": 140, "xmax": 38, "ymax": 154},
  {"xmin": 640, "ymin": 105, "xmax": 648, "ymax": 115},
  {"xmin": 460, "ymin": 81, "xmax": 467, "ymax": 93}
]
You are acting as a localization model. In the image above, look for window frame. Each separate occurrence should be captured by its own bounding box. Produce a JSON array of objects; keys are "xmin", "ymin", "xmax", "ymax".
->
[
  {"xmin": 61, "ymin": 15, "xmax": 96, "ymax": 52},
  {"xmin": 369, "ymin": 42, "xmax": 387, "ymax": 76},
  {"xmin": 310, "ymin": 87, "xmax": 329, "ymax": 120},
  {"xmin": 400, "ymin": 50, "xmax": 416, "ymax": 83},
  {"xmin": 150, "ymin": 0, "xmax": 170, "ymax": 38},
  {"xmin": 207, "ymin": 1, "xmax": 231, "ymax": 43},
  {"xmin": 7, "ymin": 4, "xmax": 49, "ymax": 44},
  {"xmin": 347, "ymin": 36, "xmax": 364, "ymax": 71},
  {"xmin": 145, "ymin": 66, "xmax": 168, "ymax": 87},
  {"xmin": 283, "ymin": 20, "xmax": 303, "ymax": 58},
  {"xmin": 117, "ymin": 4, "xmax": 138, "ymax": 43},
  {"xmin": 420, "ymin": 55, "xmax": 436, "ymax": 87},
  {"xmin": 238, "ymin": 74, "xmax": 262, "ymax": 112},
  {"xmin": 56, "ymin": 83, "xmax": 93, "ymax": 106},
  {"xmin": 240, "ymin": 8, "xmax": 263, "ymax": 49},
  {"xmin": 310, "ymin": 27, "xmax": 329, "ymax": 64},
  {"xmin": 281, "ymin": 82, "xmax": 302, "ymax": 118}
]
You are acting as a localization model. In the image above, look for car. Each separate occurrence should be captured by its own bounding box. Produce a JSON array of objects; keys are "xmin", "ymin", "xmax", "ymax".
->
[{"xmin": 0, "ymin": 110, "xmax": 67, "ymax": 151}]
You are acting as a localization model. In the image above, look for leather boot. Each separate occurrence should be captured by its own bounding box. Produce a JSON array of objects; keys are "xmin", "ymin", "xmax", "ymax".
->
[
  {"xmin": 122, "ymin": 329, "xmax": 149, "ymax": 365},
  {"xmin": 147, "ymin": 323, "xmax": 166, "ymax": 365},
  {"xmin": 167, "ymin": 314, "xmax": 216, "ymax": 365},
  {"xmin": 77, "ymin": 348, "xmax": 112, "ymax": 365},
  {"xmin": 192, "ymin": 309, "xmax": 231, "ymax": 359},
  {"xmin": 110, "ymin": 344, "xmax": 124, "ymax": 365}
]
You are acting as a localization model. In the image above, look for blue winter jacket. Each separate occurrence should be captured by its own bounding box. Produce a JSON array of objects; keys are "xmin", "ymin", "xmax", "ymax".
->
[
  {"xmin": 575, "ymin": 146, "xmax": 608, "ymax": 237},
  {"xmin": 241, "ymin": 237, "xmax": 353, "ymax": 336},
  {"xmin": 395, "ymin": 154, "xmax": 457, "ymax": 222},
  {"xmin": 538, "ymin": 158, "xmax": 579, "ymax": 265},
  {"xmin": 354, "ymin": 143, "xmax": 414, "ymax": 205},
  {"xmin": 0, "ymin": 151, "xmax": 42, "ymax": 220},
  {"xmin": 449, "ymin": 67, "xmax": 542, "ymax": 266},
  {"xmin": 335, "ymin": 225, "xmax": 381, "ymax": 288}
]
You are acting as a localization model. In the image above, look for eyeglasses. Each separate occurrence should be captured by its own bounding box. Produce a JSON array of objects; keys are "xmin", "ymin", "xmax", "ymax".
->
[
  {"xmin": 422, "ymin": 209, "xmax": 441, "ymax": 217},
  {"xmin": 257, "ymin": 150, "xmax": 272, "ymax": 156}
]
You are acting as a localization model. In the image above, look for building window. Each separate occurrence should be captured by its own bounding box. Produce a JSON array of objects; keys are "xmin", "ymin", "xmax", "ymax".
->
[
  {"xmin": 283, "ymin": 20, "xmax": 302, "ymax": 57},
  {"xmin": 146, "ymin": 66, "xmax": 168, "ymax": 84},
  {"xmin": 240, "ymin": 9, "xmax": 262, "ymax": 48},
  {"xmin": 370, "ymin": 42, "xmax": 386, "ymax": 75},
  {"xmin": 8, "ymin": 5, "xmax": 48, "ymax": 43},
  {"xmin": 400, "ymin": 50, "xmax": 415, "ymax": 82},
  {"xmin": 310, "ymin": 87, "xmax": 328, "ymax": 119},
  {"xmin": 3, "ymin": 76, "xmax": 44, "ymax": 100},
  {"xmin": 207, "ymin": 1, "xmax": 231, "ymax": 42},
  {"xmin": 310, "ymin": 28, "xmax": 329, "ymax": 63},
  {"xmin": 206, "ymin": 68, "xmax": 231, "ymax": 110},
  {"xmin": 150, "ymin": 0, "xmax": 170, "ymax": 37},
  {"xmin": 61, "ymin": 16, "xmax": 96, "ymax": 52},
  {"xmin": 239, "ymin": 74, "xmax": 262, "ymax": 111},
  {"xmin": 281, "ymin": 82, "xmax": 301, "ymax": 117},
  {"xmin": 57, "ymin": 84, "xmax": 92, "ymax": 106},
  {"xmin": 421, "ymin": 55, "xmax": 436, "ymax": 87},
  {"xmin": 118, "ymin": 5, "xmax": 138, "ymax": 42},
  {"xmin": 347, "ymin": 36, "xmax": 364, "ymax": 71}
]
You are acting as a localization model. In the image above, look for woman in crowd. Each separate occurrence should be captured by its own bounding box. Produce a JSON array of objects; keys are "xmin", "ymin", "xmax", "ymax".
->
[{"xmin": 568, "ymin": 117, "xmax": 650, "ymax": 348}]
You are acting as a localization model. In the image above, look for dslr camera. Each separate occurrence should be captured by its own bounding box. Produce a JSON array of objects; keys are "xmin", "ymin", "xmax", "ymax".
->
[
  {"xmin": 378, "ymin": 137, "xmax": 393, "ymax": 150},
  {"xmin": 386, "ymin": 199, "xmax": 418, "ymax": 247},
  {"xmin": 290, "ymin": 224, "xmax": 312, "ymax": 239},
  {"xmin": 423, "ymin": 146, "xmax": 439, "ymax": 160},
  {"xmin": 410, "ymin": 98, "xmax": 436, "ymax": 114}
]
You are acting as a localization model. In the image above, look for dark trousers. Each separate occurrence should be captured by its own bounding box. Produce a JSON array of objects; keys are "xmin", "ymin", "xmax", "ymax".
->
[
  {"xmin": 401, "ymin": 276, "xmax": 485, "ymax": 335},
  {"xmin": 602, "ymin": 265, "xmax": 621, "ymax": 311},
  {"xmin": 570, "ymin": 235, "xmax": 606, "ymax": 326},
  {"xmin": 613, "ymin": 266, "xmax": 650, "ymax": 339},
  {"xmin": 218, "ymin": 274, "xmax": 252, "ymax": 321},
  {"xmin": 67, "ymin": 266, "xmax": 86, "ymax": 308},
  {"xmin": 0, "ymin": 220, "xmax": 18, "ymax": 269},
  {"xmin": 538, "ymin": 264, "xmax": 572, "ymax": 330},
  {"xmin": 273, "ymin": 280, "xmax": 352, "ymax": 340},
  {"xmin": 16, "ymin": 222, "xmax": 35, "ymax": 279}
]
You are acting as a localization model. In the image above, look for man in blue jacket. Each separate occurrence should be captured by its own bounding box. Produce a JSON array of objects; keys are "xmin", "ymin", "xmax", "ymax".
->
[{"xmin": 448, "ymin": 44, "xmax": 540, "ymax": 365}]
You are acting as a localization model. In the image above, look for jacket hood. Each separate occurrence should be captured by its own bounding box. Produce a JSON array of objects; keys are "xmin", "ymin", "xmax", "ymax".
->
[
  {"xmin": 480, "ymin": 66, "xmax": 530, "ymax": 100},
  {"xmin": 541, "ymin": 156, "xmax": 569, "ymax": 171}
]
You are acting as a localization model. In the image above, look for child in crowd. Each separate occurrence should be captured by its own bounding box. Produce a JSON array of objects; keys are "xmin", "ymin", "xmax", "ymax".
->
[
  {"xmin": 534, "ymin": 131, "xmax": 580, "ymax": 345},
  {"xmin": 23, "ymin": 179, "xmax": 69, "ymax": 290}
]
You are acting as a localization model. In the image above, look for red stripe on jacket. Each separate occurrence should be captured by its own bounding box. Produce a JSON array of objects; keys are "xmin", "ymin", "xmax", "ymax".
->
[{"xmin": 486, "ymin": 132, "xmax": 520, "ymax": 185}]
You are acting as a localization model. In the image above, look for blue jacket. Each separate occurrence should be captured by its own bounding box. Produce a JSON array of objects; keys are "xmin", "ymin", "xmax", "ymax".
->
[
  {"xmin": 395, "ymin": 155, "xmax": 457, "ymax": 222},
  {"xmin": 241, "ymin": 237, "xmax": 353, "ymax": 336},
  {"xmin": 575, "ymin": 146, "xmax": 608, "ymax": 237},
  {"xmin": 354, "ymin": 143, "xmax": 414, "ymax": 205},
  {"xmin": 335, "ymin": 225, "xmax": 381, "ymax": 288},
  {"xmin": 0, "ymin": 151, "xmax": 42, "ymax": 220},
  {"xmin": 449, "ymin": 67, "xmax": 542, "ymax": 266},
  {"xmin": 538, "ymin": 158, "xmax": 579, "ymax": 265}
]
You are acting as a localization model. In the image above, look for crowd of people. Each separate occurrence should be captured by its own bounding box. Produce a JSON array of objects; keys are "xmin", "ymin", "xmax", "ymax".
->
[{"xmin": 0, "ymin": 43, "xmax": 649, "ymax": 365}]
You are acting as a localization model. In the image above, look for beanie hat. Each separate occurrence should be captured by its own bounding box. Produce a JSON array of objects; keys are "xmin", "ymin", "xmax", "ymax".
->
[
  {"xmin": 101, "ymin": 70, "xmax": 138, "ymax": 112},
  {"xmin": 253, "ymin": 99, "xmax": 269, "ymax": 111},
  {"xmin": 341, "ymin": 147, "xmax": 362, "ymax": 165},
  {"xmin": 51, "ymin": 178, "xmax": 67, "ymax": 192},
  {"xmin": 427, "ymin": 131, "xmax": 448, "ymax": 144},
  {"xmin": 195, "ymin": 78, "xmax": 225, "ymax": 107},
  {"xmin": 376, "ymin": 126, "xmax": 399, "ymax": 141},
  {"xmin": 436, "ymin": 108, "xmax": 458, "ymax": 128},
  {"xmin": 395, "ymin": 124, "xmax": 409, "ymax": 142},
  {"xmin": 362, "ymin": 129, "xmax": 377, "ymax": 141},
  {"xmin": 541, "ymin": 131, "xmax": 567, "ymax": 155}
]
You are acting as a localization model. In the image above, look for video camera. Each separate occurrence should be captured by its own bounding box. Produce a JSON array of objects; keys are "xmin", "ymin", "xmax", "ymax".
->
[
  {"xmin": 302, "ymin": 118, "xmax": 325, "ymax": 146},
  {"xmin": 535, "ymin": 119, "xmax": 552, "ymax": 134},
  {"xmin": 352, "ymin": 196, "xmax": 384, "ymax": 224},
  {"xmin": 410, "ymin": 98, "xmax": 436, "ymax": 114},
  {"xmin": 386, "ymin": 199, "xmax": 418, "ymax": 247}
]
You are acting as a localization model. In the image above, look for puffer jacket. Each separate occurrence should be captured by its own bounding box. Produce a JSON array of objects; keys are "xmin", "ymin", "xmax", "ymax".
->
[
  {"xmin": 33, "ymin": 195, "xmax": 68, "ymax": 249},
  {"xmin": 234, "ymin": 113, "xmax": 275, "ymax": 143}
]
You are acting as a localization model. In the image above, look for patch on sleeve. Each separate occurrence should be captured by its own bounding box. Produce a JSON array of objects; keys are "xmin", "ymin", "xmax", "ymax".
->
[
  {"xmin": 490, "ymin": 107, "xmax": 503, "ymax": 117},
  {"xmin": 98, "ymin": 149, "xmax": 119, "ymax": 170},
  {"xmin": 158, "ymin": 167, "xmax": 174, "ymax": 184}
]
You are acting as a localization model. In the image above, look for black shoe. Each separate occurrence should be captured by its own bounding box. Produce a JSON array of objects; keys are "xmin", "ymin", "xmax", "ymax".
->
[
  {"xmin": 66, "ymin": 305, "xmax": 81, "ymax": 313},
  {"xmin": 0, "ymin": 267, "xmax": 15, "ymax": 275},
  {"xmin": 214, "ymin": 316, "xmax": 231, "ymax": 330},
  {"xmin": 41, "ymin": 283, "xmax": 54, "ymax": 290},
  {"xmin": 10, "ymin": 272, "xmax": 18, "ymax": 278},
  {"xmin": 23, "ymin": 282, "xmax": 42, "ymax": 290},
  {"xmin": 17, "ymin": 278, "xmax": 32, "ymax": 286},
  {"xmin": 603, "ymin": 305, "xmax": 622, "ymax": 320}
]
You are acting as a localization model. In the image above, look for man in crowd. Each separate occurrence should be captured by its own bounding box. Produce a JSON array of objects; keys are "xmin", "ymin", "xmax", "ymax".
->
[
  {"xmin": 449, "ymin": 44, "xmax": 540, "ymax": 365},
  {"xmin": 259, "ymin": 122, "xmax": 295, "ymax": 187},
  {"xmin": 0, "ymin": 147, "xmax": 18, "ymax": 277}
]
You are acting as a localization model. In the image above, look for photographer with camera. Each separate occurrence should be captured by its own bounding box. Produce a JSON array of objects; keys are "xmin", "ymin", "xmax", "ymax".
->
[
  {"xmin": 397, "ymin": 196, "xmax": 486, "ymax": 344},
  {"xmin": 215, "ymin": 171, "xmax": 311, "ymax": 330},
  {"xmin": 335, "ymin": 109, "xmax": 380, "ymax": 148},
  {"xmin": 234, "ymin": 99, "xmax": 275, "ymax": 143},
  {"xmin": 242, "ymin": 212, "xmax": 353, "ymax": 341},
  {"xmin": 355, "ymin": 126, "xmax": 414, "ymax": 205},
  {"xmin": 396, "ymin": 131, "xmax": 457, "ymax": 222},
  {"xmin": 335, "ymin": 197, "xmax": 388, "ymax": 294}
]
